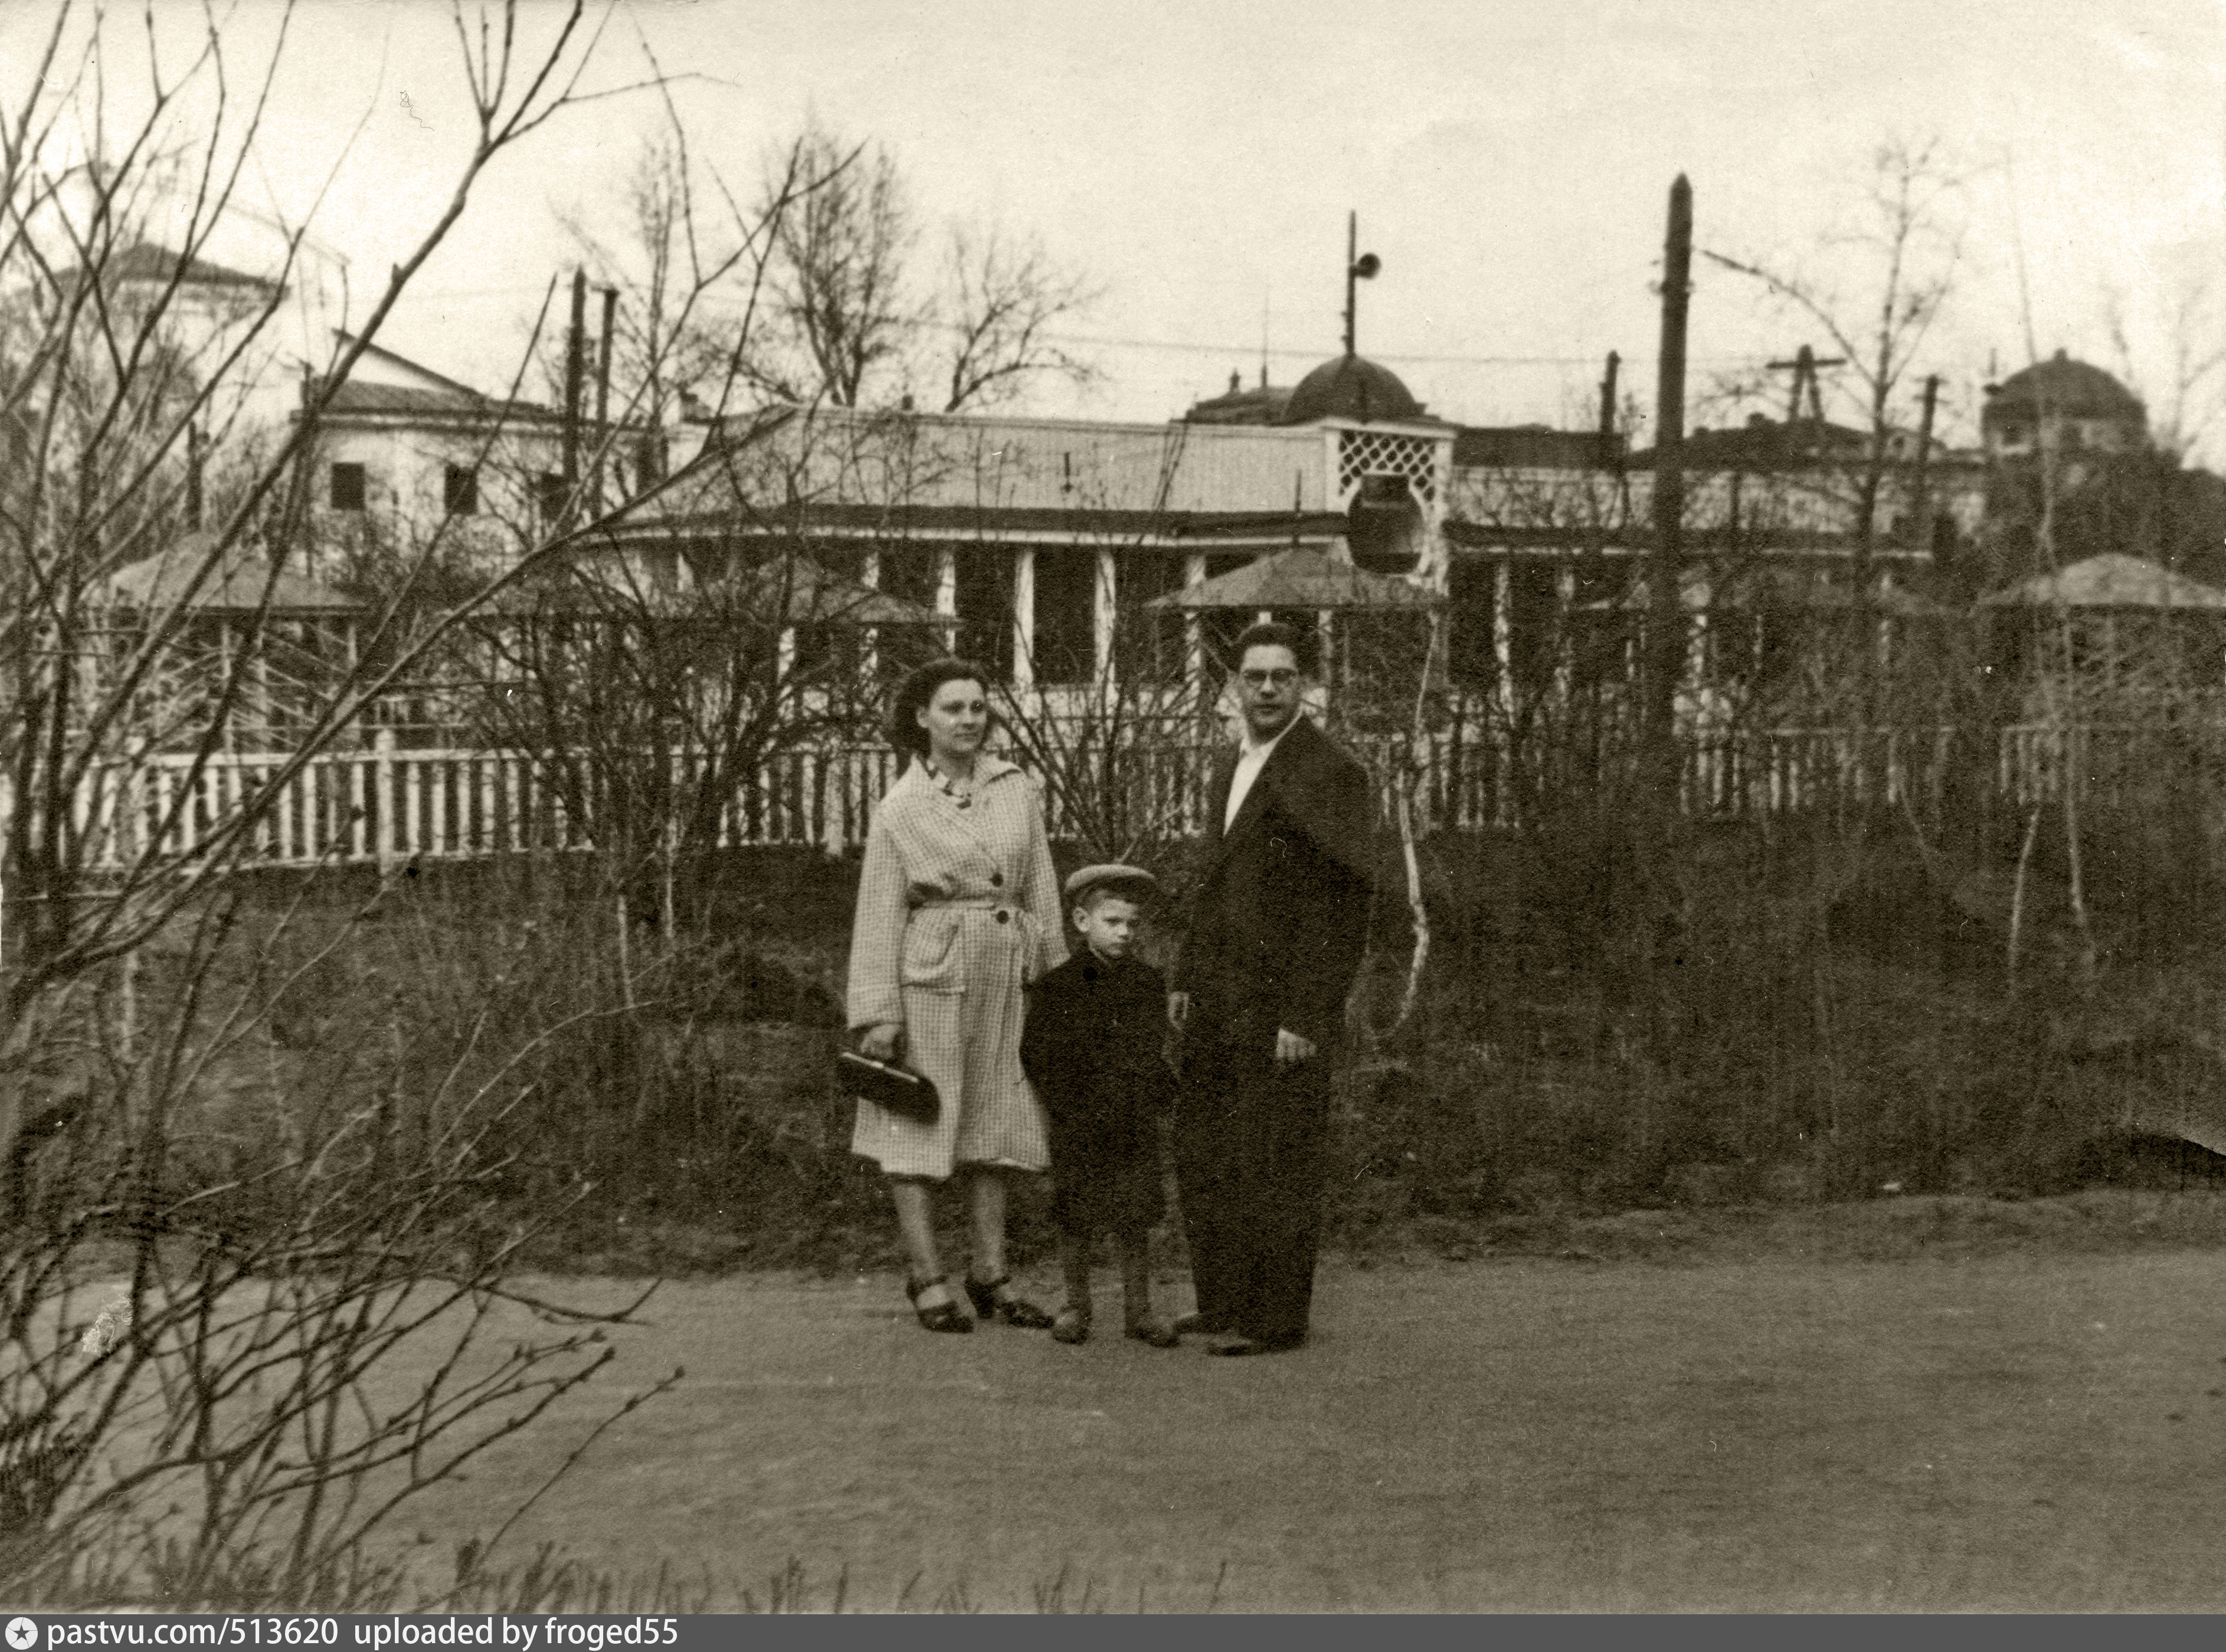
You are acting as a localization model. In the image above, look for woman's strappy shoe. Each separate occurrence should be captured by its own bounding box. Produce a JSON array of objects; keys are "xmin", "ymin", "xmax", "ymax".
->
[
  {"xmin": 906, "ymin": 1275, "xmax": 973, "ymax": 1335},
  {"xmin": 963, "ymin": 1274, "xmax": 1055, "ymax": 1329}
]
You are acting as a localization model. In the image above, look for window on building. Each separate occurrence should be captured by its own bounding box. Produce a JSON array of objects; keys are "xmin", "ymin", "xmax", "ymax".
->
[
  {"xmin": 873, "ymin": 543, "xmax": 939, "ymax": 611},
  {"xmin": 952, "ymin": 545, "xmax": 1014, "ymax": 676},
  {"xmin": 329, "ymin": 461, "xmax": 366, "ymax": 513},
  {"xmin": 1569, "ymin": 561, "xmax": 1635, "ymax": 691},
  {"xmin": 1506, "ymin": 563, "xmax": 1560, "ymax": 704},
  {"xmin": 1199, "ymin": 553, "xmax": 1256, "ymax": 677},
  {"xmin": 444, "ymin": 463, "xmax": 479, "ymax": 517},
  {"xmin": 1116, "ymin": 552, "xmax": 1190, "ymax": 683},
  {"xmin": 536, "ymin": 472, "xmax": 568, "ymax": 526},
  {"xmin": 865, "ymin": 546, "xmax": 947, "ymax": 685},
  {"xmin": 1031, "ymin": 548, "xmax": 1096, "ymax": 684},
  {"xmin": 1447, "ymin": 558, "xmax": 1497, "ymax": 693}
]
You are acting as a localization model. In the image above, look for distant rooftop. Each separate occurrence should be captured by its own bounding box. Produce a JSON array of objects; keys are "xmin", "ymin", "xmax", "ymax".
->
[
  {"xmin": 1181, "ymin": 353, "xmax": 1440, "ymax": 428},
  {"xmin": 309, "ymin": 335, "xmax": 562, "ymax": 424},
  {"xmin": 1454, "ymin": 425, "xmax": 1619, "ymax": 468},
  {"xmin": 1985, "ymin": 350, "xmax": 2145, "ymax": 419},
  {"xmin": 66, "ymin": 241, "xmax": 281, "ymax": 296},
  {"xmin": 1184, "ymin": 372, "xmax": 1294, "ymax": 426},
  {"xmin": 1279, "ymin": 352, "xmax": 1433, "ymax": 426},
  {"xmin": 321, "ymin": 380, "xmax": 561, "ymax": 423},
  {"xmin": 1628, "ymin": 414, "xmax": 1956, "ymax": 470}
]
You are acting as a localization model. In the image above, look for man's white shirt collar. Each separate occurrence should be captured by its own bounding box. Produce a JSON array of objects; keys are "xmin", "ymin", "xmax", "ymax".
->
[{"xmin": 1225, "ymin": 714, "xmax": 1298, "ymax": 831}]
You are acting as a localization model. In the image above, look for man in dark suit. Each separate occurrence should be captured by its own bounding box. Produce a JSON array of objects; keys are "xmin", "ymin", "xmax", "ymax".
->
[{"xmin": 1168, "ymin": 621, "xmax": 1374, "ymax": 1356}]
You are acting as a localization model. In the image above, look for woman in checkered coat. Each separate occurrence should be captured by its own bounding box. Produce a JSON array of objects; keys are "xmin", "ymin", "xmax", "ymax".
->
[{"xmin": 848, "ymin": 658, "xmax": 1066, "ymax": 1334}]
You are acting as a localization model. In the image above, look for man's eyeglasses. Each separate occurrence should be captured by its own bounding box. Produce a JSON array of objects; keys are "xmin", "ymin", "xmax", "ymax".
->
[{"xmin": 1239, "ymin": 668, "xmax": 1299, "ymax": 688}]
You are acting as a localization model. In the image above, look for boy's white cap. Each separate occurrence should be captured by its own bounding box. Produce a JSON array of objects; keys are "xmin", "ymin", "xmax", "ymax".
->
[{"xmin": 1063, "ymin": 863, "xmax": 1159, "ymax": 902}]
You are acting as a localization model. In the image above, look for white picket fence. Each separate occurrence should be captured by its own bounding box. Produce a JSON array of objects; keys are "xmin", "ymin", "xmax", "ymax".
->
[
  {"xmin": 9, "ymin": 722, "xmax": 2173, "ymax": 876},
  {"xmin": 38, "ymin": 735, "xmax": 904, "ymax": 873}
]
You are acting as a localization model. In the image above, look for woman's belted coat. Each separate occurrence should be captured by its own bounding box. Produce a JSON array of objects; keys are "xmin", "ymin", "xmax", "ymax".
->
[{"xmin": 844, "ymin": 756, "xmax": 1066, "ymax": 1179}]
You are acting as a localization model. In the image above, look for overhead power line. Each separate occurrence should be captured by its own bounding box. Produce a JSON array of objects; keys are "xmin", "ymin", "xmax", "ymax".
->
[{"xmin": 402, "ymin": 280, "xmax": 1783, "ymax": 369}]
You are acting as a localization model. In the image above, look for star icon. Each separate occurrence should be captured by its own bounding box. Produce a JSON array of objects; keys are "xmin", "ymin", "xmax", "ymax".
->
[{"xmin": 7, "ymin": 1616, "xmax": 39, "ymax": 1651}]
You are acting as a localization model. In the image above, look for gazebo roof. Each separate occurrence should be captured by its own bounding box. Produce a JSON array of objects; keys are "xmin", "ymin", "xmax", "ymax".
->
[
  {"xmin": 1146, "ymin": 546, "xmax": 1442, "ymax": 611},
  {"xmin": 735, "ymin": 553, "xmax": 945, "ymax": 626},
  {"xmin": 106, "ymin": 534, "xmax": 358, "ymax": 615},
  {"xmin": 1979, "ymin": 553, "xmax": 2226, "ymax": 611},
  {"xmin": 508, "ymin": 549, "xmax": 944, "ymax": 628}
]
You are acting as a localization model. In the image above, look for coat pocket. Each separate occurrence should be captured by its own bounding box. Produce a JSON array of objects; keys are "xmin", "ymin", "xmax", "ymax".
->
[{"xmin": 900, "ymin": 914, "xmax": 964, "ymax": 993}]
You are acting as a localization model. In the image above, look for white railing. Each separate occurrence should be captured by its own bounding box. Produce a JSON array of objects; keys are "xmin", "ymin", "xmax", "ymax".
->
[
  {"xmin": 1995, "ymin": 722, "xmax": 2226, "ymax": 810},
  {"xmin": 34, "ymin": 733, "xmax": 903, "ymax": 874},
  {"xmin": 13, "ymin": 722, "xmax": 2197, "ymax": 876}
]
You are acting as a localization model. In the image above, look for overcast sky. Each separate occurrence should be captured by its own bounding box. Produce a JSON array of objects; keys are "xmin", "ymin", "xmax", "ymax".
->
[{"xmin": 15, "ymin": 1, "xmax": 2225, "ymax": 458}]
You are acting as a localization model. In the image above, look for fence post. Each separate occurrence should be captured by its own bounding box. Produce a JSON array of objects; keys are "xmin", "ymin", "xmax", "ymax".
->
[
  {"xmin": 819, "ymin": 750, "xmax": 844, "ymax": 857},
  {"xmin": 374, "ymin": 727, "xmax": 397, "ymax": 876}
]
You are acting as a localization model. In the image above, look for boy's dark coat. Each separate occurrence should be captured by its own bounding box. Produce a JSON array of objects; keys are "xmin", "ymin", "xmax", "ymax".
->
[{"xmin": 1020, "ymin": 950, "xmax": 1174, "ymax": 1234}]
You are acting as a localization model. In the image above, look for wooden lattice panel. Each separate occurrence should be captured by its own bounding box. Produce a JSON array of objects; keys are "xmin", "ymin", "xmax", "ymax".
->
[{"xmin": 1337, "ymin": 429, "xmax": 1442, "ymax": 503}]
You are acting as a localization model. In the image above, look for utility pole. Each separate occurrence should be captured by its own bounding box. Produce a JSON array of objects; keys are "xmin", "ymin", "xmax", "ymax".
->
[
  {"xmin": 561, "ymin": 267, "xmax": 587, "ymax": 522},
  {"xmin": 186, "ymin": 423, "xmax": 205, "ymax": 531},
  {"xmin": 1767, "ymin": 344, "xmax": 1844, "ymax": 461},
  {"xmin": 592, "ymin": 286, "xmax": 617, "ymax": 514},
  {"xmin": 1598, "ymin": 349, "xmax": 1621, "ymax": 464},
  {"xmin": 1911, "ymin": 372, "xmax": 1940, "ymax": 553},
  {"xmin": 1619, "ymin": 173, "xmax": 1694, "ymax": 1058},
  {"xmin": 1342, "ymin": 211, "xmax": 1379, "ymax": 358},
  {"xmin": 1644, "ymin": 176, "xmax": 1692, "ymax": 786}
]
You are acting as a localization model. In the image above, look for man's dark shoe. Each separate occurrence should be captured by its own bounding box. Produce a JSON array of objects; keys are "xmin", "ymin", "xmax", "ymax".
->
[
  {"xmin": 1204, "ymin": 1332, "xmax": 1305, "ymax": 1357},
  {"xmin": 1125, "ymin": 1313, "xmax": 1180, "ymax": 1349},
  {"xmin": 1171, "ymin": 1311, "xmax": 1225, "ymax": 1337}
]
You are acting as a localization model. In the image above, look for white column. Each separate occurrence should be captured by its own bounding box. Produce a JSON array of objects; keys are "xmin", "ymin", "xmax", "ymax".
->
[
  {"xmin": 934, "ymin": 546, "xmax": 957, "ymax": 618},
  {"xmin": 860, "ymin": 547, "xmax": 880, "ymax": 681},
  {"xmin": 1011, "ymin": 548, "xmax": 1036, "ymax": 693},
  {"xmin": 1554, "ymin": 564, "xmax": 1576, "ymax": 703},
  {"xmin": 1093, "ymin": 548, "xmax": 1117, "ymax": 683},
  {"xmin": 374, "ymin": 727, "xmax": 397, "ymax": 876},
  {"xmin": 934, "ymin": 545, "xmax": 958, "ymax": 654},
  {"xmin": 1492, "ymin": 561, "xmax": 1512, "ymax": 705},
  {"xmin": 1684, "ymin": 603, "xmax": 1707, "ymax": 723},
  {"xmin": 1184, "ymin": 553, "xmax": 1206, "ymax": 688}
]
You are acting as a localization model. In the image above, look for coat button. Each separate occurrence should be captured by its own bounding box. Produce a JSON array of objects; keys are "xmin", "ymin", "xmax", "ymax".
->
[
  {"xmin": 994, "ymin": 909, "xmax": 1010, "ymax": 924},
  {"xmin": 990, "ymin": 873, "xmax": 1003, "ymax": 887}
]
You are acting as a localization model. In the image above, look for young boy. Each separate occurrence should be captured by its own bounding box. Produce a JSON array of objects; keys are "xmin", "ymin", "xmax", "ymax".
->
[{"xmin": 1019, "ymin": 865, "xmax": 1180, "ymax": 1347}]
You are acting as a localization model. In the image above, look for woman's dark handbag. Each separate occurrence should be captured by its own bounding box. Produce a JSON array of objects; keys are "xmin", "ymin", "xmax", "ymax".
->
[{"xmin": 837, "ymin": 1050, "xmax": 940, "ymax": 1124}]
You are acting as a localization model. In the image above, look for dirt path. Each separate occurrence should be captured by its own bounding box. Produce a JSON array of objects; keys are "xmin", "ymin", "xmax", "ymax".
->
[{"xmin": 394, "ymin": 1234, "xmax": 2226, "ymax": 1611}]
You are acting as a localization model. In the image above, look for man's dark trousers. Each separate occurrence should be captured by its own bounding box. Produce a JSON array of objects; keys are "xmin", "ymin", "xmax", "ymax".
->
[{"xmin": 1175, "ymin": 1014, "xmax": 1333, "ymax": 1345}]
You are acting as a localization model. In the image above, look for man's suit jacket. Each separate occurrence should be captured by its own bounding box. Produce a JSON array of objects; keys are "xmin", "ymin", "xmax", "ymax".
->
[{"xmin": 1173, "ymin": 714, "xmax": 1375, "ymax": 1051}]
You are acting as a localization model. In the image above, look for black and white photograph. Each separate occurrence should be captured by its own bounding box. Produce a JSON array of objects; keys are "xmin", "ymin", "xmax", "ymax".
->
[{"xmin": 3, "ymin": 0, "xmax": 2224, "ymax": 1615}]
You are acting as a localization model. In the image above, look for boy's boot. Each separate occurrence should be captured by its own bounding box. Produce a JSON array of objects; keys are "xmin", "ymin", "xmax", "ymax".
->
[
  {"xmin": 1053, "ymin": 1230, "xmax": 1092, "ymax": 1345},
  {"xmin": 1120, "ymin": 1231, "xmax": 1178, "ymax": 1348}
]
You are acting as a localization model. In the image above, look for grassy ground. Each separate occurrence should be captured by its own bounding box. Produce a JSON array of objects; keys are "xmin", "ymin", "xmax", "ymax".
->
[{"xmin": 381, "ymin": 1189, "xmax": 2226, "ymax": 1612}]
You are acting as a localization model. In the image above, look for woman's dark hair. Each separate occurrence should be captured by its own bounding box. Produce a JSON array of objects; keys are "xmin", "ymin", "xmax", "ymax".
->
[{"xmin": 888, "ymin": 656, "xmax": 997, "ymax": 758}]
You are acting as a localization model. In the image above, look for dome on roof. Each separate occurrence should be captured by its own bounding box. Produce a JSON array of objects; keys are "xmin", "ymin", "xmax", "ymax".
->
[
  {"xmin": 1277, "ymin": 353, "xmax": 1425, "ymax": 425},
  {"xmin": 1985, "ymin": 350, "xmax": 2145, "ymax": 418}
]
